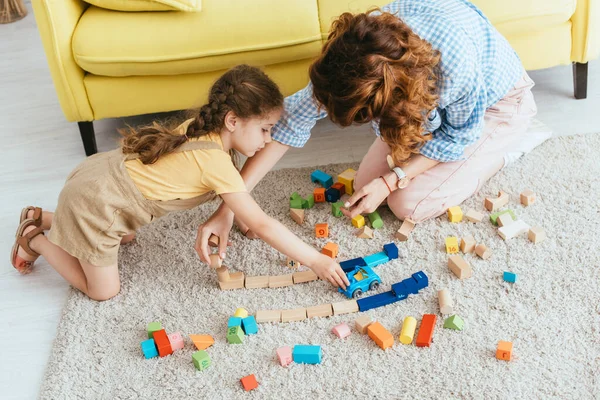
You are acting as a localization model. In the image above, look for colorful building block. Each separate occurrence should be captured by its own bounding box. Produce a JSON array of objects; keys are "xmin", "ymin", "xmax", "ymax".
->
[
  {"xmin": 357, "ymin": 291, "xmax": 400, "ymax": 312},
  {"xmin": 412, "ymin": 271, "xmax": 429, "ymax": 290},
  {"xmin": 332, "ymin": 201, "xmax": 344, "ymax": 217},
  {"xmin": 340, "ymin": 257, "xmax": 366, "ymax": 272},
  {"xmin": 255, "ymin": 310, "xmax": 281, "ymax": 323},
  {"xmin": 167, "ymin": 332, "xmax": 184, "ymax": 351},
  {"xmin": 226, "ymin": 326, "xmax": 244, "ymax": 344},
  {"xmin": 315, "ymin": 223, "xmax": 329, "ymax": 238},
  {"xmin": 245, "ymin": 275, "xmax": 270, "ymax": 289},
  {"xmin": 445, "ymin": 236, "xmax": 459, "ymax": 254},
  {"xmin": 498, "ymin": 220, "xmax": 530, "ymax": 240},
  {"xmin": 189, "ymin": 334, "xmax": 214, "ymax": 350},
  {"xmin": 290, "ymin": 197, "xmax": 303, "ymax": 209},
  {"xmin": 290, "ymin": 208, "xmax": 305, "ymax": 225},
  {"xmin": 465, "ymin": 209, "xmax": 484, "ymax": 223},
  {"xmin": 228, "ymin": 316, "xmax": 242, "ymax": 328},
  {"xmin": 490, "ymin": 209, "xmax": 516, "ymax": 226},
  {"xmin": 484, "ymin": 191, "xmax": 509, "ymax": 212},
  {"xmin": 240, "ymin": 374, "xmax": 258, "ymax": 391},
  {"xmin": 292, "ymin": 345, "xmax": 322, "ymax": 364},
  {"xmin": 304, "ymin": 194, "xmax": 315, "ymax": 209},
  {"xmin": 362, "ymin": 251, "xmax": 390, "ymax": 268},
  {"xmin": 367, "ymin": 321, "xmax": 394, "ymax": 350},
  {"xmin": 475, "ymin": 244, "xmax": 492, "ymax": 260},
  {"xmin": 528, "ymin": 226, "xmax": 546, "ymax": 243},
  {"xmin": 269, "ymin": 274, "xmax": 294, "ymax": 288},
  {"xmin": 351, "ymin": 214, "xmax": 365, "ymax": 228},
  {"xmin": 242, "ymin": 316, "xmax": 258, "ymax": 335},
  {"xmin": 147, "ymin": 322, "xmax": 162, "ymax": 339},
  {"xmin": 395, "ymin": 218, "xmax": 415, "ymax": 241},
  {"xmin": 313, "ymin": 187, "xmax": 326, "ymax": 203},
  {"xmin": 292, "ymin": 270, "xmax": 319, "ymax": 284},
  {"xmin": 438, "ymin": 289, "xmax": 454, "ymax": 314},
  {"xmin": 338, "ymin": 168, "xmax": 356, "ymax": 195},
  {"xmin": 496, "ymin": 341, "xmax": 513, "ymax": 361},
  {"xmin": 277, "ymin": 346, "xmax": 293, "ymax": 367},
  {"xmin": 356, "ymin": 226, "xmax": 374, "ymax": 239},
  {"xmin": 399, "ymin": 316, "xmax": 417, "ymax": 345},
  {"xmin": 310, "ymin": 170, "xmax": 333, "ymax": 188},
  {"xmin": 234, "ymin": 308, "xmax": 249, "ymax": 318},
  {"xmin": 332, "ymin": 300, "xmax": 359, "ymax": 315},
  {"xmin": 448, "ymin": 255, "xmax": 472, "ymax": 279},
  {"xmin": 367, "ymin": 211, "xmax": 383, "ymax": 229},
  {"xmin": 306, "ymin": 304, "xmax": 333, "ymax": 318},
  {"xmin": 520, "ymin": 189, "xmax": 535, "ymax": 206},
  {"xmin": 444, "ymin": 315, "xmax": 464, "ymax": 330},
  {"xmin": 383, "ymin": 242, "xmax": 399, "ymax": 259},
  {"xmin": 415, "ymin": 314, "xmax": 437, "ymax": 347},
  {"xmin": 447, "ymin": 206, "xmax": 463, "ymax": 222},
  {"xmin": 325, "ymin": 187, "xmax": 341, "ymax": 203},
  {"xmin": 503, "ymin": 271, "xmax": 517, "ymax": 283},
  {"xmin": 460, "ymin": 235, "xmax": 476, "ymax": 254},
  {"xmin": 153, "ymin": 329, "xmax": 173, "ymax": 357},
  {"xmin": 321, "ymin": 242, "xmax": 339, "ymax": 258},
  {"xmin": 281, "ymin": 308, "xmax": 307, "ymax": 322},
  {"xmin": 141, "ymin": 338, "xmax": 158, "ymax": 359},
  {"xmin": 192, "ymin": 350, "xmax": 211, "ymax": 371},
  {"xmin": 354, "ymin": 314, "xmax": 373, "ymax": 334},
  {"xmin": 332, "ymin": 323, "xmax": 352, "ymax": 339}
]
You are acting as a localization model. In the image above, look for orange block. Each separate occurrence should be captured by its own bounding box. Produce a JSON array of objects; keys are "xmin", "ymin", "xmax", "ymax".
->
[
  {"xmin": 496, "ymin": 341, "xmax": 513, "ymax": 361},
  {"xmin": 332, "ymin": 182, "xmax": 346, "ymax": 194},
  {"xmin": 367, "ymin": 321, "xmax": 394, "ymax": 350},
  {"xmin": 315, "ymin": 223, "xmax": 329, "ymax": 238},
  {"xmin": 314, "ymin": 188, "xmax": 326, "ymax": 203},
  {"xmin": 153, "ymin": 329, "xmax": 173, "ymax": 357},
  {"xmin": 240, "ymin": 374, "xmax": 258, "ymax": 391},
  {"xmin": 189, "ymin": 334, "xmax": 215, "ymax": 350},
  {"xmin": 415, "ymin": 314, "xmax": 437, "ymax": 347},
  {"xmin": 321, "ymin": 242, "xmax": 339, "ymax": 258}
]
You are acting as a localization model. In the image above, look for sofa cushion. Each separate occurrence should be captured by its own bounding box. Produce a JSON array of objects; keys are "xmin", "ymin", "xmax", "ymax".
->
[
  {"xmin": 85, "ymin": 0, "xmax": 202, "ymax": 12},
  {"xmin": 73, "ymin": 0, "xmax": 322, "ymax": 77}
]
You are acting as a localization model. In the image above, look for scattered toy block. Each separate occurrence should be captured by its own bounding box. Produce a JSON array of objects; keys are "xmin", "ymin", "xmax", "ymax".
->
[
  {"xmin": 240, "ymin": 374, "xmax": 258, "ymax": 391},
  {"xmin": 306, "ymin": 303, "xmax": 333, "ymax": 318},
  {"xmin": 234, "ymin": 308, "xmax": 249, "ymax": 318},
  {"xmin": 444, "ymin": 315, "xmax": 464, "ymax": 330},
  {"xmin": 208, "ymin": 234, "xmax": 220, "ymax": 247},
  {"xmin": 503, "ymin": 271, "xmax": 517, "ymax": 283},
  {"xmin": 356, "ymin": 226, "xmax": 374, "ymax": 239},
  {"xmin": 475, "ymin": 244, "xmax": 492, "ymax": 260},
  {"xmin": 367, "ymin": 211, "xmax": 383, "ymax": 229},
  {"xmin": 363, "ymin": 251, "xmax": 390, "ymax": 268},
  {"xmin": 412, "ymin": 271, "xmax": 429, "ymax": 290},
  {"xmin": 490, "ymin": 209, "xmax": 516, "ymax": 226},
  {"xmin": 305, "ymin": 194, "xmax": 315, "ymax": 209},
  {"xmin": 228, "ymin": 316, "xmax": 242, "ymax": 328},
  {"xmin": 281, "ymin": 308, "xmax": 307, "ymax": 322},
  {"xmin": 399, "ymin": 316, "xmax": 417, "ymax": 344},
  {"xmin": 321, "ymin": 242, "xmax": 339, "ymax": 258},
  {"xmin": 167, "ymin": 332, "xmax": 185, "ymax": 351},
  {"xmin": 242, "ymin": 316, "xmax": 258, "ymax": 335},
  {"xmin": 292, "ymin": 270, "xmax": 319, "ymax": 284},
  {"xmin": 520, "ymin": 189, "xmax": 535, "ymax": 206},
  {"xmin": 415, "ymin": 314, "xmax": 437, "ymax": 347},
  {"xmin": 293, "ymin": 345, "xmax": 322, "ymax": 364},
  {"xmin": 498, "ymin": 219, "xmax": 530, "ymax": 240},
  {"xmin": 325, "ymin": 187, "xmax": 342, "ymax": 203},
  {"xmin": 311, "ymin": 170, "xmax": 333, "ymax": 188},
  {"xmin": 153, "ymin": 329, "xmax": 173, "ymax": 357},
  {"xmin": 286, "ymin": 257, "xmax": 300, "ymax": 269},
  {"xmin": 351, "ymin": 214, "xmax": 365, "ymax": 228},
  {"xmin": 226, "ymin": 326, "xmax": 244, "ymax": 344},
  {"xmin": 332, "ymin": 181, "xmax": 346, "ymax": 194},
  {"xmin": 332, "ymin": 300, "xmax": 359, "ymax": 315},
  {"xmin": 383, "ymin": 242, "xmax": 399, "ymax": 259},
  {"xmin": 245, "ymin": 275, "xmax": 269, "ymax": 289},
  {"xmin": 141, "ymin": 338, "xmax": 159, "ymax": 359},
  {"xmin": 465, "ymin": 209, "xmax": 484, "ymax": 223},
  {"xmin": 445, "ymin": 236, "xmax": 459, "ymax": 254},
  {"xmin": 147, "ymin": 322, "xmax": 162, "ymax": 339},
  {"xmin": 395, "ymin": 218, "xmax": 415, "ymax": 241},
  {"xmin": 447, "ymin": 206, "xmax": 463, "ymax": 222},
  {"xmin": 496, "ymin": 341, "xmax": 513, "ymax": 361},
  {"xmin": 497, "ymin": 213, "xmax": 515, "ymax": 227},
  {"xmin": 290, "ymin": 208, "xmax": 305, "ymax": 225},
  {"xmin": 314, "ymin": 188, "xmax": 326, "ymax": 204},
  {"xmin": 354, "ymin": 314, "xmax": 373, "ymax": 334},
  {"xmin": 448, "ymin": 255, "xmax": 472, "ymax": 279},
  {"xmin": 331, "ymin": 201, "xmax": 344, "ymax": 217},
  {"xmin": 216, "ymin": 266, "xmax": 230, "ymax": 282},
  {"xmin": 357, "ymin": 291, "xmax": 400, "ymax": 312},
  {"xmin": 340, "ymin": 257, "xmax": 366, "ymax": 273},
  {"xmin": 438, "ymin": 289, "xmax": 454, "ymax": 314},
  {"xmin": 367, "ymin": 321, "xmax": 394, "ymax": 350},
  {"xmin": 315, "ymin": 223, "xmax": 329, "ymax": 238},
  {"xmin": 290, "ymin": 197, "xmax": 303, "ymax": 209},
  {"xmin": 277, "ymin": 346, "xmax": 293, "ymax": 367},
  {"xmin": 290, "ymin": 192, "xmax": 301, "ymax": 201},
  {"xmin": 192, "ymin": 350, "xmax": 211, "ymax": 371},
  {"xmin": 528, "ymin": 226, "xmax": 546, "ymax": 244},
  {"xmin": 269, "ymin": 274, "xmax": 294, "ymax": 288},
  {"xmin": 209, "ymin": 253, "xmax": 222, "ymax": 269},
  {"xmin": 219, "ymin": 271, "xmax": 245, "ymax": 290},
  {"xmin": 332, "ymin": 323, "xmax": 352, "ymax": 339},
  {"xmin": 255, "ymin": 310, "xmax": 281, "ymax": 323},
  {"xmin": 338, "ymin": 168, "xmax": 356, "ymax": 195},
  {"xmin": 189, "ymin": 334, "xmax": 214, "ymax": 350},
  {"xmin": 460, "ymin": 235, "xmax": 476, "ymax": 254},
  {"xmin": 484, "ymin": 191, "xmax": 509, "ymax": 211}
]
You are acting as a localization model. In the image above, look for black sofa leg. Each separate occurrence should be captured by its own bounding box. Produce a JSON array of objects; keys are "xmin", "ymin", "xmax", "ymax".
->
[
  {"xmin": 573, "ymin": 62, "xmax": 588, "ymax": 100},
  {"xmin": 78, "ymin": 121, "xmax": 98, "ymax": 156}
]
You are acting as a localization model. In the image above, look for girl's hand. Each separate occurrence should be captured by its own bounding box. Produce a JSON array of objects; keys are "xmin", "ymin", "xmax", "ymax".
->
[
  {"xmin": 194, "ymin": 203, "xmax": 234, "ymax": 265},
  {"xmin": 341, "ymin": 175, "xmax": 392, "ymax": 219},
  {"xmin": 310, "ymin": 255, "xmax": 350, "ymax": 289}
]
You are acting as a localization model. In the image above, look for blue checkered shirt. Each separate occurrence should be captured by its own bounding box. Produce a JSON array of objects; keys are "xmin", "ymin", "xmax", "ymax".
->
[{"xmin": 271, "ymin": 0, "xmax": 524, "ymax": 162}]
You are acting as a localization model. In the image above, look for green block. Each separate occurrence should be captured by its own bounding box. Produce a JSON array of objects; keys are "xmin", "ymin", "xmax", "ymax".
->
[
  {"xmin": 490, "ymin": 209, "xmax": 516, "ymax": 225},
  {"xmin": 226, "ymin": 326, "xmax": 245, "ymax": 344},
  {"xmin": 192, "ymin": 350, "xmax": 211, "ymax": 371},
  {"xmin": 301, "ymin": 198, "xmax": 309, "ymax": 209},
  {"xmin": 290, "ymin": 192, "xmax": 301, "ymax": 201},
  {"xmin": 305, "ymin": 194, "xmax": 315, "ymax": 209},
  {"xmin": 290, "ymin": 198, "xmax": 303, "ymax": 209},
  {"xmin": 147, "ymin": 322, "xmax": 162, "ymax": 339},
  {"xmin": 368, "ymin": 211, "xmax": 383, "ymax": 229},
  {"xmin": 332, "ymin": 201, "xmax": 344, "ymax": 217},
  {"xmin": 444, "ymin": 315, "xmax": 464, "ymax": 331}
]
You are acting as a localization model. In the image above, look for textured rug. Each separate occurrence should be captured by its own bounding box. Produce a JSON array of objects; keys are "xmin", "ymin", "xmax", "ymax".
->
[{"xmin": 40, "ymin": 134, "xmax": 600, "ymax": 399}]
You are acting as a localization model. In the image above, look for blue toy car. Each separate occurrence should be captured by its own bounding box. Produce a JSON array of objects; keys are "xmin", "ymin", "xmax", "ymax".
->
[{"xmin": 338, "ymin": 265, "xmax": 381, "ymax": 299}]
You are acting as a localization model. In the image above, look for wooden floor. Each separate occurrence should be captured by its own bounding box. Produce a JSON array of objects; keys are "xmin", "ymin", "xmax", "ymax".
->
[{"xmin": 0, "ymin": 4, "xmax": 598, "ymax": 399}]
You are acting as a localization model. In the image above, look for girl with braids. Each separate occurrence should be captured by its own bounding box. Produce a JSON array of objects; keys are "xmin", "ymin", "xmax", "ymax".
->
[
  {"xmin": 202, "ymin": 0, "xmax": 551, "ymax": 239},
  {"xmin": 11, "ymin": 65, "xmax": 349, "ymax": 301}
]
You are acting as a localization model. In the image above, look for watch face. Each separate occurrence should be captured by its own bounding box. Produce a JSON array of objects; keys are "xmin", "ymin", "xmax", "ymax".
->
[{"xmin": 398, "ymin": 178, "xmax": 410, "ymax": 189}]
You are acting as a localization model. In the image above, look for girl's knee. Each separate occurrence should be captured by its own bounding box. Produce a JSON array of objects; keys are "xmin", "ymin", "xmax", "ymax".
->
[{"xmin": 88, "ymin": 285, "xmax": 120, "ymax": 302}]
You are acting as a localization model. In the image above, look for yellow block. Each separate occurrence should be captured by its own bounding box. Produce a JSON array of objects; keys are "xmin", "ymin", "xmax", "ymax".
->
[
  {"xmin": 399, "ymin": 316, "xmax": 416, "ymax": 344},
  {"xmin": 338, "ymin": 168, "xmax": 356, "ymax": 195},
  {"xmin": 233, "ymin": 308, "xmax": 248, "ymax": 318},
  {"xmin": 351, "ymin": 214, "xmax": 365, "ymax": 228},
  {"xmin": 447, "ymin": 206, "xmax": 463, "ymax": 222},
  {"xmin": 353, "ymin": 271, "xmax": 365, "ymax": 281},
  {"xmin": 445, "ymin": 237, "xmax": 459, "ymax": 254}
]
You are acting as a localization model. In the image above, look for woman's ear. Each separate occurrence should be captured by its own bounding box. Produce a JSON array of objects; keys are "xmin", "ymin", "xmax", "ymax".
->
[{"xmin": 224, "ymin": 111, "xmax": 237, "ymax": 132}]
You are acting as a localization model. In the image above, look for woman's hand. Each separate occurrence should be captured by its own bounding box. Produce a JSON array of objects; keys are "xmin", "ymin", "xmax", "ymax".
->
[
  {"xmin": 309, "ymin": 255, "xmax": 350, "ymax": 289},
  {"xmin": 341, "ymin": 174, "xmax": 393, "ymax": 219},
  {"xmin": 194, "ymin": 203, "xmax": 234, "ymax": 265}
]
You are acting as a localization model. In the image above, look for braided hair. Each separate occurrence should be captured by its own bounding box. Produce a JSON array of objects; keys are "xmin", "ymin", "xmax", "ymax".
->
[{"xmin": 120, "ymin": 64, "xmax": 284, "ymax": 164}]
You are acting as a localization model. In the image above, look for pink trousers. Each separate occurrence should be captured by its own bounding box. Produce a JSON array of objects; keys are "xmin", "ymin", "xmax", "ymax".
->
[{"xmin": 354, "ymin": 72, "xmax": 538, "ymax": 223}]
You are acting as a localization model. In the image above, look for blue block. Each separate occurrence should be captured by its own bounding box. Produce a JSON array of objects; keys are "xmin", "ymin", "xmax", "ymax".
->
[
  {"xmin": 402, "ymin": 277, "xmax": 420, "ymax": 295},
  {"xmin": 228, "ymin": 316, "xmax": 242, "ymax": 328},
  {"xmin": 383, "ymin": 243, "xmax": 399, "ymax": 260},
  {"xmin": 503, "ymin": 271, "xmax": 517, "ymax": 283},
  {"xmin": 340, "ymin": 257, "xmax": 367, "ymax": 273},
  {"xmin": 241, "ymin": 316, "xmax": 258, "ymax": 335},
  {"xmin": 363, "ymin": 252, "xmax": 390, "ymax": 268},
  {"xmin": 357, "ymin": 290, "xmax": 402, "ymax": 312},
  {"xmin": 325, "ymin": 187, "xmax": 341, "ymax": 203},
  {"xmin": 310, "ymin": 170, "xmax": 333, "ymax": 188},
  {"xmin": 292, "ymin": 345, "xmax": 322, "ymax": 364},
  {"xmin": 391, "ymin": 281, "xmax": 410, "ymax": 298},
  {"xmin": 141, "ymin": 338, "xmax": 159, "ymax": 359},
  {"xmin": 412, "ymin": 271, "xmax": 429, "ymax": 290}
]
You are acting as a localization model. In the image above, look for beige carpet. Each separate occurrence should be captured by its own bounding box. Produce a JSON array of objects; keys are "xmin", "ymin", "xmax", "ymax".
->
[{"xmin": 40, "ymin": 134, "xmax": 600, "ymax": 399}]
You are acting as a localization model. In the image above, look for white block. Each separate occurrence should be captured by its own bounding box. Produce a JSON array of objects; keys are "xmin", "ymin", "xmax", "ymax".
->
[{"xmin": 498, "ymin": 220, "xmax": 530, "ymax": 240}]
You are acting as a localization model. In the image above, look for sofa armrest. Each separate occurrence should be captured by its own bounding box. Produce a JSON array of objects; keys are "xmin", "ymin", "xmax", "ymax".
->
[
  {"xmin": 571, "ymin": 0, "xmax": 600, "ymax": 62},
  {"xmin": 32, "ymin": 0, "xmax": 93, "ymax": 122}
]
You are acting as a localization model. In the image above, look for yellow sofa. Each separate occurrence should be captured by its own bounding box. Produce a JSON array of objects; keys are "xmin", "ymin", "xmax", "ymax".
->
[{"xmin": 32, "ymin": 0, "xmax": 599, "ymax": 155}]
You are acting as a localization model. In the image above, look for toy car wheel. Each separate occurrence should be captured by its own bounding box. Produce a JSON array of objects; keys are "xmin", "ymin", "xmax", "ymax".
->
[
  {"xmin": 352, "ymin": 289, "xmax": 363, "ymax": 298},
  {"xmin": 369, "ymin": 281, "xmax": 380, "ymax": 291}
]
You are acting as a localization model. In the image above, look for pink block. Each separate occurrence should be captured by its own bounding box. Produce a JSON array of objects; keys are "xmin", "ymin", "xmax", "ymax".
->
[
  {"xmin": 277, "ymin": 346, "xmax": 293, "ymax": 367},
  {"xmin": 167, "ymin": 332, "xmax": 184, "ymax": 351},
  {"xmin": 332, "ymin": 323, "xmax": 352, "ymax": 339}
]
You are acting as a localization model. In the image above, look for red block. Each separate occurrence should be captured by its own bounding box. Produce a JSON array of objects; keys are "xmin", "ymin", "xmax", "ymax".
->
[
  {"xmin": 153, "ymin": 329, "xmax": 173, "ymax": 357},
  {"xmin": 415, "ymin": 314, "xmax": 437, "ymax": 347},
  {"xmin": 240, "ymin": 374, "xmax": 259, "ymax": 391},
  {"xmin": 331, "ymin": 182, "xmax": 345, "ymax": 196}
]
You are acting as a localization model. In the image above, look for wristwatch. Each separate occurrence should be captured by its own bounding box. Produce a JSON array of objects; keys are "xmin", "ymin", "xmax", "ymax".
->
[{"xmin": 386, "ymin": 155, "xmax": 411, "ymax": 189}]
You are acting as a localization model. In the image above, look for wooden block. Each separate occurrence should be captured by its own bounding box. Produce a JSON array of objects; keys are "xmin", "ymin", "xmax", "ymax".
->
[
  {"xmin": 415, "ymin": 314, "xmax": 437, "ymax": 347},
  {"xmin": 496, "ymin": 341, "xmax": 513, "ymax": 361},
  {"xmin": 321, "ymin": 242, "xmax": 339, "ymax": 258},
  {"xmin": 240, "ymin": 374, "xmax": 258, "ymax": 391},
  {"xmin": 367, "ymin": 321, "xmax": 394, "ymax": 350},
  {"xmin": 475, "ymin": 244, "xmax": 492, "ymax": 260},
  {"xmin": 315, "ymin": 223, "xmax": 329, "ymax": 238},
  {"xmin": 189, "ymin": 334, "xmax": 214, "ymax": 350},
  {"xmin": 219, "ymin": 271, "xmax": 245, "ymax": 290},
  {"xmin": 209, "ymin": 254, "xmax": 222, "ymax": 269},
  {"xmin": 192, "ymin": 350, "xmax": 211, "ymax": 371},
  {"xmin": 313, "ymin": 187, "xmax": 326, "ymax": 203},
  {"xmin": 354, "ymin": 314, "xmax": 373, "ymax": 334},
  {"xmin": 281, "ymin": 308, "xmax": 307, "ymax": 322},
  {"xmin": 306, "ymin": 304, "xmax": 333, "ymax": 318},
  {"xmin": 497, "ymin": 213, "xmax": 514, "ymax": 227},
  {"xmin": 277, "ymin": 346, "xmax": 293, "ymax": 367},
  {"xmin": 528, "ymin": 226, "xmax": 546, "ymax": 244},
  {"xmin": 290, "ymin": 208, "xmax": 305, "ymax": 225},
  {"xmin": 332, "ymin": 182, "xmax": 346, "ymax": 195},
  {"xmin": 445, "ymin": 237, "xmax": 459, "ymax": 254},
  {"xmin": 292, "ymin": 270, "xmax": 319, "ymax": 284},
  {"xmin": 438, "ymin": 289, "xmax": 454, "ymax": 314},
  {"xmin": 255, "ymin": 310, "xmax": 281, "ymax": 323},
  {"xmin": 332, "ymin": 300, "xmax": 359, "ymax": 315},
  {"xmin": 447, "ymin": 206, "xmax": 463, "ymax": 222},
  {"xmin": 286, "ymin": 257, "xmax": 300, "ymax": 269},
  {"xmin": 356, "ymin": 226, "xmax": 374, "ymax": 239},
  {"xmin": 498, "ymin": 220, "xmax": 530, "ymax": 240},
  {"xmin": 245, "ymin": 275, "xmax": 269, "ymax": 289},
  {"xmin": 338, "ymin": 168, "xmax": 356, "ymax": 195},
  {"xmin": 167, "ymin": 332, "xmax": 185, "ymax": 351},
  {"xmin": 460, "ymin": 235, "xmax": 476, "ymax": 254},
  {"xmin": 351, "ymin": 214, "xmax": 365, "ymax": 228},
  {"xmin": 399, "ymin": 316, "xmax": 417, "ymax": 345},
  {"xmin": 465, "ymin": 209, "xmax": 484, "ymax": 223},
  {"xmin": 444, "ymin": 315, "xmax": 464, "ymax": 330},
  {"xmin": 332, "ymin": 323, "xmax": 352, "ymax": 339},
  {"xmin": 216, "ymin": 266, "xmax": 230, "ymax": 282},
  {"xmin": 448, "ymin": 255, "xmax": 472, "ymax": 279},
  {"xmin": 484, "ymin": 191, "xmax": 509, "ymax": 211},
  {"xmin": 234, "ymin": 308, "xmax": 249, "ymax": 318},
  {"xmin": 153, "ymin": 329, "xmax": 173, "ymax": 357},
  {"xmin": 208, "ymin": 234, "xmax": 219, "ymax": 247},
  {"xmin": 269, "ymin": 274, "xmax": 294, "ymax": 288},
  {"xmin": 395, "ymin": 219, "xmax": 415, "ymax": 241},
  {"xmin": 147, "ymin": 321, "xmax": 162, "ymax": 339},
  {"xmin": 490, "ymin": 209, "xmax": 516, "ymax": 226},
  {"xmin": 520, "ymin": 189, "xmax": 535, "ymax": 206},
  {"xmin": 367, "ymin": 211, "xmax": 383, "ymax": 229}
]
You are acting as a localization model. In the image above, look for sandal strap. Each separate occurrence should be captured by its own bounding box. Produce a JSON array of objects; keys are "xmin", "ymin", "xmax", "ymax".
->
[
  {"xmin": 17, "ymin": 226, "xmax": 44, "ymax": 258},
  {"xmin": 31, "ymin": 207, "xmax": 42, "ymax": 227}
]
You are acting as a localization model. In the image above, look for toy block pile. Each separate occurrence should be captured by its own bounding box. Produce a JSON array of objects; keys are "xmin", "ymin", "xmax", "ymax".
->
[
  {"xmin": 276, "ymin": 345, "xmax": 322, "ymax": 366},
  {"xmin": 227, "ymin": 308, "xmax": 258, "ymax": 344}
]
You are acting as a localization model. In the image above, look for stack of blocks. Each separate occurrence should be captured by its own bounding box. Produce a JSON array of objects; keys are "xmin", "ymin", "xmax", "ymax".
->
[
  {"xmin": 227, "ymin": 308, "xmax": 258, "ymax": 344},
  {"xmin": 141, "ymin": 322, "xmax": 185, "ymax": 360}
]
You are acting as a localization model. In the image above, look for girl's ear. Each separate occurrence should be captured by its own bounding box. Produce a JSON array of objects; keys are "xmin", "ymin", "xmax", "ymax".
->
[{"xmin": 224, "ymin": 111, "xmax": 237, "ymax": 132}]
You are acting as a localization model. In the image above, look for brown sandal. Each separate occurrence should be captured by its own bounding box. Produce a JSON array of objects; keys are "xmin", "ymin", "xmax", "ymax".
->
[
  {"xmin": 18, "ymin": 206, "xmax": 42, "ymax": 232},
  {"xmin": 11, "ymin": 218, "xmax": 44, "ymax": 275}
]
